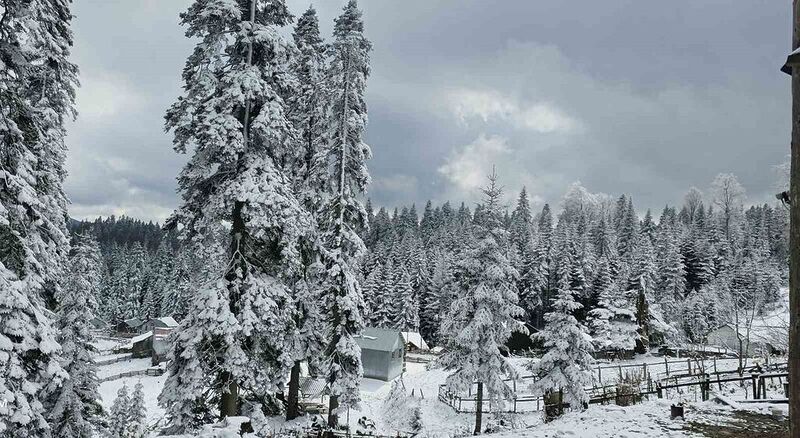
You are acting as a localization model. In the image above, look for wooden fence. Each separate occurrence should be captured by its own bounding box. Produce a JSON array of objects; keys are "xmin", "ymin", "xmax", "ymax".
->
[
  {"xmin": 99, "ymin": 369, "xmax": 149, "ymax": 383},
  {"xmin": 95, "ymin": 353, "xmax": 133, "ymax": 366},
  {"xmin": 437, "ymin": 359, "xmax": 788, "ymax": 414}
]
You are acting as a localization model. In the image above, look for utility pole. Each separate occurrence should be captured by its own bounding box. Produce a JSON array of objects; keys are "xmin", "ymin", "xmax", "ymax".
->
[{"xmin": 787, "ymin": 1, "xmax": 800, "ymax": 435}]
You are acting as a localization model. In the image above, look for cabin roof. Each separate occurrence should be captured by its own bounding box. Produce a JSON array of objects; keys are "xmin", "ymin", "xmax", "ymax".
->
[{"xmin": 354, "ymin": 327, "xmax": 403, "ymax": 352}]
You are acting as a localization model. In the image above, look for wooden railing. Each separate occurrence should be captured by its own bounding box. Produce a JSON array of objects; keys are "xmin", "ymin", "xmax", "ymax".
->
[{"xmin": 437, "ymin": 359, "xmax": 788, "ymax": 413}]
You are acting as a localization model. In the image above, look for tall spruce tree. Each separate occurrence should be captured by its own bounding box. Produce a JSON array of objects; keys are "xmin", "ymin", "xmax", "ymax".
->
[
  {"xmin": 285, "ymin": 5, "xmax": 330, "ymax": 421},
  {"xmin": 46, "ymin": 235, "xmax": 105, "ymax": 437},
  {"xmin": 529, "ymin": 245, "xmax": 594, "ymax": 419},
  {"xmin": 0, "ymin": 0, "xmax": 78, "ymax": 435},
  {"xmin": 438, "ymin": 170, "xmax": 525, "ymax": 435},
  {"xmin": 158, "ymin": 0, "xmax": 310, "ymax": 430},
  {"xmin": 316, "ymin": 0, "xmax": 373, "ymax": 427}
]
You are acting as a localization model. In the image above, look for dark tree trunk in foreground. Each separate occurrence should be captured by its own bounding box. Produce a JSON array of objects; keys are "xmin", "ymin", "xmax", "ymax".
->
[
  {"xmin": 474, "ymin": 382, "xmax": 483, "ymax": 435},
  {"xmin": 287, "ymin": 361, "xmax": 301, "ymax": 420},
  {"xmin": 327, "ymin": 395, "xmax": 339, "ymax": 429},
  {"xmin": 791, "ymin": 1, "xmax": 800, "ymax": 436}
]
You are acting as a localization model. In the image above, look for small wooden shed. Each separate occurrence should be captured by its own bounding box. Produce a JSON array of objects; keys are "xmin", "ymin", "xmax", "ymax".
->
[
  {"xmin": 125, "ymin": 331, "xmax": 153, "ymax": 358},
  {"xmin": 355, "ymin": 327, "xmax": 404, "ymax": 381}
]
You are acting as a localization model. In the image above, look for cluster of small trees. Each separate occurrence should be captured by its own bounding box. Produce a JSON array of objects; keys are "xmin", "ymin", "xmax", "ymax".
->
[{"xmin": 108, "ymin": 382, "xmax": 148, "ymax": 438}]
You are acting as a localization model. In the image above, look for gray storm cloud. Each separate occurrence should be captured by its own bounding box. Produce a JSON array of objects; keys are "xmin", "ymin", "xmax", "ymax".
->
[{"xmin": 65, "ymin": 0, "xmax": 791, "ymax": 221}]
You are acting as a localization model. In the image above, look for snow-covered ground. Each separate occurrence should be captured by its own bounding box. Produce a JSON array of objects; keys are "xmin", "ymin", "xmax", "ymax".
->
[
  {"xmin": 99, "ymin": 373, "xmax": 168, "ymax": 430},
  {"xmin": 94, "ymin": 353, "xmax": 788, "ymax": 437},
  {"xmin": 96, "ymin": 357, "xmax": 152, "ymax": 379},
  {"xmin": 91, "ymin": 336, "xmax": 126, "ymax": 354}
]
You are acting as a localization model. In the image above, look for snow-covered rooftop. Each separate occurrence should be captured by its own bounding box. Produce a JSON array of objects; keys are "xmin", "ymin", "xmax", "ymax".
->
[
  {"xmin": 354, "ymin": 327, "xmax": 403, "ymax": 352},
  {"xmin": 122, "ymin": 331, "xmax": 153, "ymax": 349},
  {"xmin": 401, "ymin": 331, "xmax": 430, "ymax": 350},
  {"xmin": 149, "ymin": 316, "xmax": 178, "ymax": 327}
]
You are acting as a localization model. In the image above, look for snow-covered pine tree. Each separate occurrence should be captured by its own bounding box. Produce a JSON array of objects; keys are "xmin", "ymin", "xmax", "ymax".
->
[
  {"xmin": 616, "ymin": 197, "xmax": 639, "ymax": 261},
  {"xmin": 126, "ymin": 381, "xmax": 147, "ymax": 438},
  {"xmin": 656, "ymin": 226, "xmax": 686, "ymax": 314},
  {"xmin": 123, "ymin": 243, "xmax": 147, "ymax": 320},
  {"xmin": 46, "ymin": 234, "xmax": 105, "ymax": 437},
  {"xmin": 0, "ymin": 0, "xmax": 78, "ymax": 434},
  {"xmin": 361, "ymin": 263, "xmax": 382, "ymax": 322},
  {"xmin": 149, "ymin": 242, "xmax": 176, "ymax": 319},
  {"xmin": 529, "ymin": 228, "xmax": 594, "ymax": 419},
  {"xmin": 587, "ymin": 260, "xmax": 638, "ymax": 355},
  {"xmin": 626, "ymin": 239, "xmax": 657, "ymax": 353},
  {"xmin": 108, "ymin": 384, "xmax": 131, "ymax": 438},
  {"xmin": 640, "ymin": 209, "xmax": 656, "ymax": 246},
  {"xmin": 100, "ymin": 246, "xmax": 126, "ymax": 325},
  {"xmin": 315, "ymin": 0, "xmax": 373, "ymax": 426},
  {"xmin": 369, "ymin": 259, "xmax": 394, "ymax": 328},
  {"xmin": 394, "ymin": 266, "xmax": 418, "ymax": 331},
  {"xmin": 291, "ymin": 4, "xmax": 328, "ymax": 201},
  {"xmin": 159, "ymin": 0, "xmax": 311, "ymax": 430},
  {"xmin": 438, "ymin": 170, "xmax": 525, "ymax": 435},
  {"xmin": 420, "ymin": 253, "xmax": 448, "ymax": 346},
  {"xmin": 510, "ymin": 187, "xmax": 534, "ymax": 256},
  {"xmin": 284, "ymin": 5, "xmax": 332, "ymax": 421},
  {"xmin": 519, "ymin": 237, "xmax": 547, "ymax": 327}
]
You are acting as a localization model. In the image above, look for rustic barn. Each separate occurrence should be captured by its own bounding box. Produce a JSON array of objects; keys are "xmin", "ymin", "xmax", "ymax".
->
[
  {"xmin": 707, "ymin": 306, "xmax": 789, "ymax": 356},
  {"xmin": 707, "ymin": 323, "xmax": 787, "ymax": 356},
  {"xmin": 152, "ymin": 326, "xmax": 176, "ymax": 365},
  {"xmin": 89, "ymin": 316, "xmax": 108, "ymax": 331},
  {"xmin": 143, "ymin": 316, "xmax": 179, "ymax": 333},
  {"xmin": 401, "ymin": 331, "xmax": 430, "ymax": 352},
  {"xmin": 355, "ymin": 327, "xmax": 404, "ymax": 381},
  {"xmin": 121, "ymin": 331, "xmax": 153, "ymax": 358},
  {"xmin": 115, "ymin": 317, "xmax": 145, "ymax": 335}
]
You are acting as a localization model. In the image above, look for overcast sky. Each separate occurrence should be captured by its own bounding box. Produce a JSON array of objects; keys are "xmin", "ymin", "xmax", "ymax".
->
[{"xmin": 65, "ymin": 0, "xmax": 793, "ymax": 222}]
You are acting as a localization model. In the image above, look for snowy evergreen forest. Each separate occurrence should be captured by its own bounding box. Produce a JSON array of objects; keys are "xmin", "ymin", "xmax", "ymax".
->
[
  {"xmin": 359, "ymin": 176, "xmax": 788, "ymax": 351},
  {"xmin": 73, "ymin": 174, "xmax": 790, "ymax": 359},
  {"xmin": 0, "ymin": 0, "xmax": 792, "ymax": 437}
]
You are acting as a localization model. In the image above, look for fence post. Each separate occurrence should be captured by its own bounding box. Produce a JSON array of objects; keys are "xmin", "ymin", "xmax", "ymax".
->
[
  {"xmin": 665, "ymin": 357, "xmax": 669, "ymax": 377},
  {"xmin": 752, "ymin": 374, "xmax": 759, "ymax": 400},
  {"xmin": 598, "ymin": 367, "xmax": 602, "ymax": 385},
  {"xmin": 687, "ymin": 359, "xmax": 692, "ymax": 376},
  {"xmin": 618, "ymin": 365, "xmax": 623, "ymax": 381},
  {"xmin": 701, "ymin": 374, "xmax": 711, "ymax": 401},
  {"xmin": 656, "ymin": 382, "xmax": 663, "ymax": 399}
]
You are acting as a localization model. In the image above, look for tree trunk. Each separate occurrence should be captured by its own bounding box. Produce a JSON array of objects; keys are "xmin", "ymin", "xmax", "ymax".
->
[
  {"xmin": 327, "ymin": 395, "xmax": 339, "ymax": 429},
  {"xmin": 544, "ymin": 390, "xmax": 563, "ymax": 423},
  {"xmin": 790, "ymin": 2, "xmax": 800, "ymax": 436},
  {"xmin": 738, "ymin": 338, "xmax": 744, "ymax": 376},
  {"xmin": 474, "ymin": 382, "xmax": 483, "ymax": 435},
  {"xmin": 287, "ymin": 360, "xmax": 301, "ymax": 420},
  {"xmin": 220, "ymin": 372, "xmax": 239, "ymax": 418}
]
